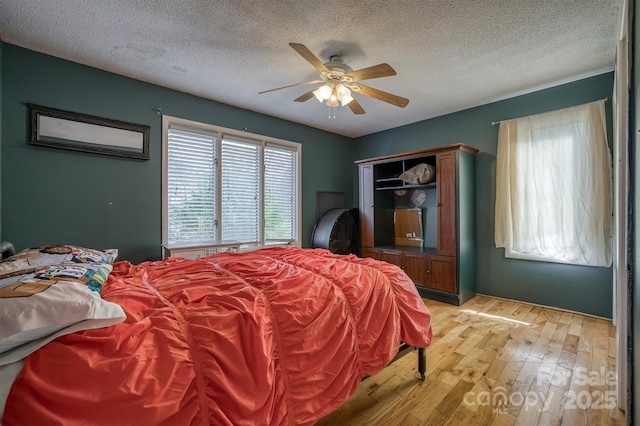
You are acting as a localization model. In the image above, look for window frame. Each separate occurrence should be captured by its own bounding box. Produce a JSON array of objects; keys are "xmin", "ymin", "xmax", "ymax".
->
[
  {"xmin": 162, "ymin": 115, "xmax": 302, "ymax": 249},
  {"xmin": 494, "ymin": 100, "xmax": 612, "ymax": 267}
]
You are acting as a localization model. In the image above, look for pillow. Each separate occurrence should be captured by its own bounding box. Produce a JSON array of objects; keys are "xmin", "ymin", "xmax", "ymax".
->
[
  {"xmin": 399, "ymin": 163, "xmax": 436, "ymax": 184},
  {"xmin": 0, "ymin": 245, "xmax": 118, "ymax": 275},
  {"xmin": 0, "ymin": 262, "xmax": 125, "ymax": 366}
]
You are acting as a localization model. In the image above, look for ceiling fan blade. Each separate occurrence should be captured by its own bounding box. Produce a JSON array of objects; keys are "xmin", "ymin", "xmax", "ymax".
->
[
  {"xmin": 259, "ymin": 80, "xmax": 323, "ymax": 95},
  {"xmin": 348, "ymin": 98, "xmax": 365, "ymax": 114},
  {"xmin": 346, "ymin": 63, "xmax": 396, "ymax": 81},
  {"xmin": 353, "ymin": 84, "xmax": 409, "ymax": 108},
  {"xmin": 294, "ymin": 90, "xmax": 316, "ymax": 102},
  {"xmin": 289, "ymin": 43, "xmax": 329, "ymax": 73}
]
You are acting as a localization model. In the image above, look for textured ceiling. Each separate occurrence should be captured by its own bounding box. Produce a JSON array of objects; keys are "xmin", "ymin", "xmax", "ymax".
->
[{"xmin": 0, "ymin": 0, "xmax": 619, "ymax": 138}]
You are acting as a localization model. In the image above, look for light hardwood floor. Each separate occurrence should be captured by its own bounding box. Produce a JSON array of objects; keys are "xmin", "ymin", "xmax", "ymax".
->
[{"xmin": 318, "ymin": 295, "xmax": 625, "ymax": 425}]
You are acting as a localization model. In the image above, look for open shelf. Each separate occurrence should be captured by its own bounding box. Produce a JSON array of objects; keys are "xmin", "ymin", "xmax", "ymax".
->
[
  {"xmin": 373, "ymin": 155, "xmax": 437, "ymax": 191},
  {"xmin": 375, "ymin": 181, "xmax": 436, "ymax": 191}
]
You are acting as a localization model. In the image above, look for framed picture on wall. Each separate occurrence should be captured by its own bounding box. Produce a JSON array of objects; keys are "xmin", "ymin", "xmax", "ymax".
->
[{"xmin": 28, "ymin": 104, "xmax": 150, "ymax": 160}]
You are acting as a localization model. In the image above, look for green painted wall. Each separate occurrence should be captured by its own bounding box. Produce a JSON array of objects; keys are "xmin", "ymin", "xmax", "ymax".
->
[
  {"xmin": 0, "ymin": 42, "xmax": 617, "ymax": 318},
  {"xmin": 354, "ymin": 73, "xmax": 615, "ymax": 318},
  {"xmin": 1, "ymin": 44, "xmax": 354, "ymax": 264}
]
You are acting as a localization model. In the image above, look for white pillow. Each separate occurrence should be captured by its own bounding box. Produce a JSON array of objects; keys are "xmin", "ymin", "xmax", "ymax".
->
[{"xmin": 0, "ymin": 263, "xmax": 125, "ymax": 366}]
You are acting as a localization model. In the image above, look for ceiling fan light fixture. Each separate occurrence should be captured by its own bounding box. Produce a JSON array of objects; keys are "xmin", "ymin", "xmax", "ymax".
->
[
  {"xmin": 326, "ymin": 91, "xmax": 340, "ymax": 108},
  {"xmin": 336, "ymin": 84, "xmax": 353, "ymax": 106},
  {"xmin": 314, "ymin": 82, "xmax": 353, "ymax": 108},
  {"xmin": 313, "ymin": 84, "xmax": 333, "ymax": 102}
]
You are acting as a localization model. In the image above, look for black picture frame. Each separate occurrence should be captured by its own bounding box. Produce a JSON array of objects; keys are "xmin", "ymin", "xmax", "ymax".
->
[{"xmin": 28, "ymin": 104, "xmax": 150, "ymax": 160}]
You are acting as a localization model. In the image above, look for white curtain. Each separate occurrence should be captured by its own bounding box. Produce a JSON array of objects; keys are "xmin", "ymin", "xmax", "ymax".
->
[{"xmin": 495, "ymin": 100, "xmax": 612, "ymax": 267}]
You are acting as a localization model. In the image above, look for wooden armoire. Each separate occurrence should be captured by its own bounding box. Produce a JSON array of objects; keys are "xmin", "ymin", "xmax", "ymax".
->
[{"xmin": 356, "ymin": 143, "xmax": 478, "ymax": 305}]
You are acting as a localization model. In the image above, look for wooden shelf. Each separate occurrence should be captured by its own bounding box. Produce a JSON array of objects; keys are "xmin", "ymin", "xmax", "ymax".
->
[
  {"xmin": 375, "ymin": 182, "xmax": 436, "ymax": 191},
  {"xmin": 375, "ymin": 244, "xmax": 437, "ymax": 255}
]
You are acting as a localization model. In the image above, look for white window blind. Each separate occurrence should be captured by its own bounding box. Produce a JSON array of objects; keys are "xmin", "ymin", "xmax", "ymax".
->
[
  {"xmin": 221, "ymin": 137, "xmax": 261, "ymax": 245},
  {"xmin": 164, "ymin": 116, "xmax": 300, "ymax": 249},
  {"xmin": 166, "ymin": 127, "xmax": 217, "ymax": 245},
  {"xmin": 264, "ymin": 144, "xmax": 297, "ymax": 244}
]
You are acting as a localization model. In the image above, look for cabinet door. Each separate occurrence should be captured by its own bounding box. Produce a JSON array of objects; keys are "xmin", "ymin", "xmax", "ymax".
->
[
  {"xmin": 403, "ymin": 253, "xmax": 428, "ymax": 287},
  {"xmin": 361, "ymin": 247, "xmax": 380, "ymax": 260},
  {"xmin": 359, "ymin": 164, "xmax": 375, "ymax": 248},
  {"xmin": 427, "ymin": 255, "xmax": 456, "ymax": 293},
  {"xmin": 380, "ymin": 250, "xmax": 403, "ymax": 268},
  {"xmin": 437, "ymin": 152, "xmax": 456, "ymax": 256}
]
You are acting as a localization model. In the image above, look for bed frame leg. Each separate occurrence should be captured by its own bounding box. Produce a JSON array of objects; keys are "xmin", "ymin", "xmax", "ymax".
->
[
  {"xmin": 417, "ymin": 347, "xmax": 426, "ymax": 380},
  {"xmin": 391, "ymin": 343, "xmax": 427, "ymax": 381}
]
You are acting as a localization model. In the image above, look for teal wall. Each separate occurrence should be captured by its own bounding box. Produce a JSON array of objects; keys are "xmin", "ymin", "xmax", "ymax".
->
[
  {"xmin": 0, "ymin": 42, "xmax": 616, "ymax": 318},
  {"xmin": 354, "ymin": 73, "xmax": 615, "ymax": 318},
  {"xmin": 0, "ymin": 43, "xmax": 354, "ymax": 263}
]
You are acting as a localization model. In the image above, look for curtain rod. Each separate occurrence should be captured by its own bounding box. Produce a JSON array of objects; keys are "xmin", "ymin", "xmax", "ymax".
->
[{"xmin": 490, "ymin": 97, "xmax": 608, "ymax": 126}]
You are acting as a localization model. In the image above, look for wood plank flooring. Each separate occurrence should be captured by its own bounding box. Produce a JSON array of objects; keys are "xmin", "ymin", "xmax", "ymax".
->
[{"xmin": 317, "ymin": 295, "xmax": 625, "ymax": 426}]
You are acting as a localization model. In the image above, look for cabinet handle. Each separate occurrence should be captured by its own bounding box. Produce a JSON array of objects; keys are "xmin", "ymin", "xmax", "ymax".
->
[
  {"xmin": 370, "ymin": 204, "xmax": 374, "ymax": 208},
  {"xmin": 426, "ymin": 270, "xmax": 431, "ymax": 274}
]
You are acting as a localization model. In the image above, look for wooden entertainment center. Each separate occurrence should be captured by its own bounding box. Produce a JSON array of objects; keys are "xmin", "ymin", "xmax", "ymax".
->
[{"xmin": 356, "ymin": 143, "xmax": 478, "ymax": 305}]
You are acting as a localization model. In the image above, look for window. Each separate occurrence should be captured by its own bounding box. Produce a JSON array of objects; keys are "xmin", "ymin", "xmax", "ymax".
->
[
  {"xmin": 264, "ymin": 145, "xmax": 298, "ymax": 244},
  {"xmin": 494, "ymin": 100, "xmax": 612, "ymax": 267},
  {"xmin": 220, "ymin": 137, "xmax": 261, "ymax": 245},
  {"xmin": 162, "ymin": 116, "xmax": 301, "ymax": 249},
  {"xmin": 165, "ymin": 127, "xmax": 217, "ymax": 245}
]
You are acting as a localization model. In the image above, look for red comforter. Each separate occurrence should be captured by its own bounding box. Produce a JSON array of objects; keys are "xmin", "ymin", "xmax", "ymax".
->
[{"xmin": 4, "ymin": 247, "xmax": 432, "ymax": 425}]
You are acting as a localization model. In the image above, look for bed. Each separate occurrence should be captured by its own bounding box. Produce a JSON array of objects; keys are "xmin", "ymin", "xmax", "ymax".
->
[{"xmin": 0, "ymin": 243, "xmax": 432, "ymax": 425}]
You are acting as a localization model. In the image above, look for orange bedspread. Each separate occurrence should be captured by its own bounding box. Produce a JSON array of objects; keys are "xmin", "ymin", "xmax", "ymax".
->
[{"xmin": 4, "ymin": 247, "xmax": 432, "ymax": 425}]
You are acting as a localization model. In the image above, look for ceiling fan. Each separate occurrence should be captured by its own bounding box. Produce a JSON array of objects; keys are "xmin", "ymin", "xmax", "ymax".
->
[{"xmin": 259, "ymin": 43, "xmax": 409, "ymax": 115}]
